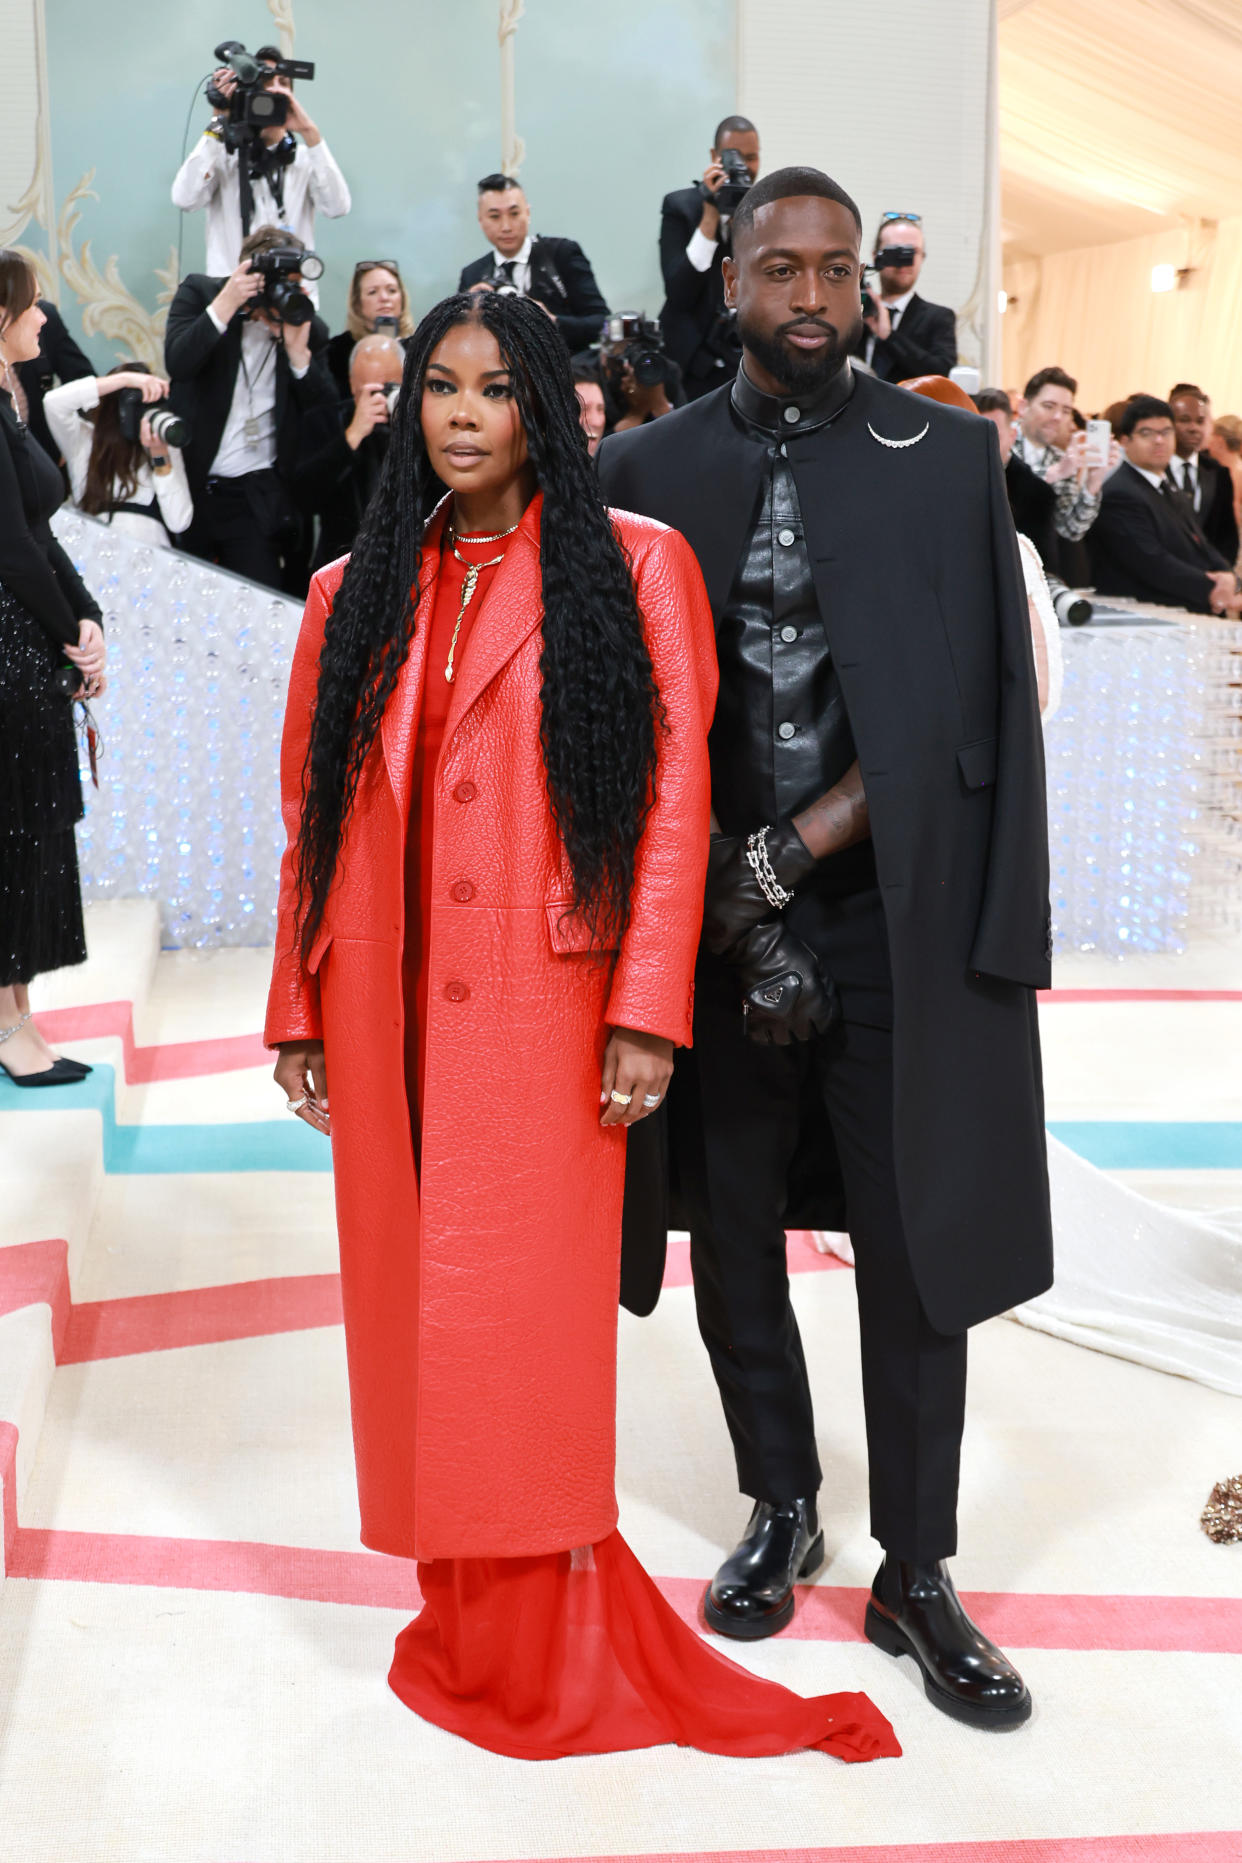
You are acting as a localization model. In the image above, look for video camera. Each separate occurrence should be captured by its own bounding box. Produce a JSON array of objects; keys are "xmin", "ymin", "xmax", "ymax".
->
[
  {"xmin": 205, "ymin": 41, "xmax": 315, "ymax": 151},
  {"xmin": 861, "ymin": 245, "xmax": 918, "ymax": 320},
  {"xmin": 115, "ymin": 391, "xmax": 189, "ymax": 450},
  {"xmin": 602, "ymin": 313, "xmax": 671, "ymax": 390},
  {"xmin": 249, "ymin": 245, "xmax": 325, "ymax": 326}
]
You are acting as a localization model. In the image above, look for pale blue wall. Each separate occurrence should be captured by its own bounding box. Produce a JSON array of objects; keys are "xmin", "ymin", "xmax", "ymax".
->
[{"xmin": 42, "ymin": 1, "xmax": 736, "ymax": 362}]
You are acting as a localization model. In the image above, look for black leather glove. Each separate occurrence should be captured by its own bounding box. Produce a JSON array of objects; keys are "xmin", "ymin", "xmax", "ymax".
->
[
  {"xmin": 728, "ymin": 918, "xmax": 840, "ymax": 1046},
  {"xmin": 702, "ymin": 821, "xmax": 818, "ymax": 956}
]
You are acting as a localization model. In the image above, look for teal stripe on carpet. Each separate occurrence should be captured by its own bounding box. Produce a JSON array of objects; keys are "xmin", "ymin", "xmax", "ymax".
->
[
  {"xmin": 4, "ymin": 1067, "xmax": 1238, "ymax": 1175},
  {"xmin": 0, "ymin": 1065, "xmax": 331, "ymax": 1173}
]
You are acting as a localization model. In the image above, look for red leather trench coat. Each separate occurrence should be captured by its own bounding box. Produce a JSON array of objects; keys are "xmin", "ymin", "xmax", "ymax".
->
[{"xmin": 265, "ymin": 495, "xmax": 717, "ymax": 1560}]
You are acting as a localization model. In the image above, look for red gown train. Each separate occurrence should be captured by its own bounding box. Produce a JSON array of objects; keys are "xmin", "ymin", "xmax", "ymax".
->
[{"xmin": 392, "ymin": 527, "xmax": 900, "ymax": 1767}]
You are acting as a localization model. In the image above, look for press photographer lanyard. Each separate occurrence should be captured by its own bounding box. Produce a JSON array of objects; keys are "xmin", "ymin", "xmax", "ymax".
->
[{"xmin": 237, "ymin": 327, "xmax": 277, "ymax": 449}]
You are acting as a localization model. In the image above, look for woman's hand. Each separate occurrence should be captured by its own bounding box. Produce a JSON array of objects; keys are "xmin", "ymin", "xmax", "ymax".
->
[
  {"xmin": 65, "ymin": 618, "xmax": 106, "ymax": 680},
  {"xmin": 600, "ymin": 1027, "xmax": 673, "ymax": 1127},
  {"xmin": 273, "ymin": 1040, "xmax": 330, "ymax": 1136},
  {"xmin": 100, "ymin": 371, "xmax": 169, "ymax": 403}
]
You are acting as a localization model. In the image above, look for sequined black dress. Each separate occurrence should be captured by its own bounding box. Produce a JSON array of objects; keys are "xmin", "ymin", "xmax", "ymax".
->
[{"xmin": 0, "ymin": 388, "xmax": 101, "ymax": 986}]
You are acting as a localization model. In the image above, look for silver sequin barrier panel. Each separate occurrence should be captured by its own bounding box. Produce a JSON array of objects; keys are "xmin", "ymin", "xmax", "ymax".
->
[
  {"xmin": 54, "ymin": 515, "xmax": 1242, "ymax": 953},
  {"xmin": 54, "ymin": 510, "xmax": 303, "ymax": 949},
  {"xmin": 1045, "ymin": 605, "xmax": 1242, "ymax": 955}
]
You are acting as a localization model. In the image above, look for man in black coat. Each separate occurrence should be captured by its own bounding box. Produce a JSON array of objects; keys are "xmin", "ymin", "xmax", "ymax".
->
[
  {"xmin": 164, "ymin": 224, "xmax": 335, "ymax": 593},
  {"xmin": 975, "ymin": 388, "xmax": 1059, "ymax": 569},
  {"xmin": 1088, "ymin": 396, "xmax": 1241, "ymax": 615},
  {"xmin": 850, "ymin": 215, "xmax": 957, "ymax": 381},
  {"xmin": 293, "ymin": 332, "xmax": 398, "ymax": 571},
  {"xmin": 1167, "ymin": 383, "xmax": 1239, "ymax": 567},
  {"xmin": 658, "ymin": 115, "xmax": 760, "ymax": 402},
  {"xmin": 457, "ymin": 173, "xmax": 609, "ymax": 353},
  {"xmin": 600, "ymin": 168, "xmax": 1051, "ymax": 1730},
  {"xmin": 15, "ymin": 300, "xmax": 95, "ymax": 470}
]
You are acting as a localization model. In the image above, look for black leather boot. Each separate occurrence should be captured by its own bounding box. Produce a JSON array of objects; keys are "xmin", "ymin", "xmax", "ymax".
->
[
  {"xmin": 865, "ymin": 1557, "xmax": 1032, "ymax": 1729},
  {"xmin": 703, "ymin": 1499, "xmax": 824, "ymax": 1640}
]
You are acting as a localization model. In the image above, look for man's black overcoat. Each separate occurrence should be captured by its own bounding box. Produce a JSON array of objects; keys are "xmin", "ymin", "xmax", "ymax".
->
[{"xmin": 599, "ymin": 370, "xmax": 1054, "ymax": 1336}]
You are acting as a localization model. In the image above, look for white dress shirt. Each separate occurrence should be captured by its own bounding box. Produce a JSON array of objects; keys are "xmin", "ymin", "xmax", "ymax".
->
[
  {"xmin": 685, "ymin": 219, "xmax": 731, "ymax": 273},
  {"xmin": 1130, "ymin": 462, "xmax": 1169, "ymax": 492},
  {"xmin": 202, "ymin": 311, "xmax": 307, "ymax": 478},
  {"xmin": 1168, "ymin": 452, "xmax": 1202, "ymax": 510},
  {"xmin": 171, "ymin": 131, "xmax": 351, "ymax": 301},
  {"xmin": 864, "ymin": 286, "xmax": 916, "ymax": 368},
  {"xmin": 42, "ymin": 377, "xmax": 194, "ymax": 543},
  {"xmin": 490, "ymin": 234, "xmax": 534, "ymax": 296}
]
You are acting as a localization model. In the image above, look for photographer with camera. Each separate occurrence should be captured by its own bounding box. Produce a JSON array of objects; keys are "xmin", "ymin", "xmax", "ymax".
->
[
  {"xmin": 165, "ymin": 224, "xmax": 335, "ymax": 593},
  {"xmin": 172, "ymin": 43, "xmax": 350, "ymax": 296},
  {"xmin": 600, "ymin": 315, "xmax": 685, "ymax": 432},
  {"xmin": 850, "ymin": 215, "xmax": 957, "ymax": 381},
  {"xmin": 294, "ymin": 332, "xmax": 403, "ymax": 571},
  {"xmin": 658, "ymin": 115, "xmax": 760, "ymax": 402},
  {"xmin": 324, "ymin": 261, "xmax": 415, "ymax": 398},
  {"xmin": 458, "ymin": 175, "xmax": 610, "ymax": 352},
  {"xmin": 43, "ymin": 365, "xmax": 193, "ymax": 547}
]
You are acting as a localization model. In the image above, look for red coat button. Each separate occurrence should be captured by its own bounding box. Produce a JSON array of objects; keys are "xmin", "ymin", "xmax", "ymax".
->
[
  {"xmin": 454, "ymin": 781, "xmax": 476, "ymax": 802},
  {"xmin": 450, "ymin": 880, "xmax": 476, "ymax": 903},
  {"xmin": 444, "ymin": 981, "xmax": 470, "ymax": 1003}
]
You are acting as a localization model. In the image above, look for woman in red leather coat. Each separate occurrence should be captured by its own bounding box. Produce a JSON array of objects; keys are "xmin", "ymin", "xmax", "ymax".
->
[{"xmin": 266, "ymin": 291, "xmax": 898, "ymax": 1765}]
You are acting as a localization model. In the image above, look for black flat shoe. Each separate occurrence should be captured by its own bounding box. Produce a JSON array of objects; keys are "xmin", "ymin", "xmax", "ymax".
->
[
  {"xmin": 865, "ymin": 1557, "xmax": 1032, "ymax": 1729},
  {"xmin": 0, "ymin": 1056, "xmax": 92, "ymax": 1088},
  {"xmin": 703, "ymin": 1498, "xmax": 824, "ymax": 1640}
]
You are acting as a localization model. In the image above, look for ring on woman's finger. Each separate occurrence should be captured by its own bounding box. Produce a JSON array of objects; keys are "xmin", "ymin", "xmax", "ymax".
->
[
  {"xmin": 643, "ymin": 1093, "xmax": 662, "ymax": 1109},
  {"xmin": 286, "ymin": 1097, "xmax": 308, "ymax": 1113},
  {"xmin": 609, "ymin": 1089, "xmax": 632, "ymax": 1107}
]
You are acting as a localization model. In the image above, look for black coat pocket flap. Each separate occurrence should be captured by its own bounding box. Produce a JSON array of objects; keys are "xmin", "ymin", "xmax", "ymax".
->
[{"xmin": 956, "ymin": 737, "xmax": 998, "ymax": 791}]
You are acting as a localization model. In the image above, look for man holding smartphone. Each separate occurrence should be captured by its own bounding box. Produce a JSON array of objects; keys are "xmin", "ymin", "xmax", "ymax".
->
[{"xmin": 1014, "ymin": 367, "xmax": 1121, "ymax": 581}]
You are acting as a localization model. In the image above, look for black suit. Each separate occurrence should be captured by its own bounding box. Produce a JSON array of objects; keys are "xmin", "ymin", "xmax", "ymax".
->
[
  {"xmin": 657, "ymin": 184, "xmax": 739, "ymax": 401},
  {"xmin": 850, "ymin": 292, "xmax": 957, "ymax": 381},
  {"xmin": 1004, "ymin": 451, "xmax": 1059, "ymax": 570},
  {"xmin": 164, "ymin": 274, "xmax": 335, "ymax": 592},
  {"xmin": 457, "ymin": 237, "xmax": 609, "ymax": 351},
  {"xmin": 599, "ymin": 374, "xmax": 1052, "ymax": 1556},
  {"xmin": 1166, "ymin": 451, "xmax": 1239, "ymax": 567},
  {"xmin": 293, "ymin": 397, "xmax": 389, "ymax": 572},
  {"xmin": 15, "ymin": 301, "xmax": 95, "ymax": 470},
  {"xmin": 1088, "ymin": 459, "xmax": 1230, "ymax": 612}
]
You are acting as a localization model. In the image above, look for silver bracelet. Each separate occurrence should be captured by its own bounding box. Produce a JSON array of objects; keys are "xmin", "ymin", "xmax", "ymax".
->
[{"xmin": 745, "ymin": 825, "xmax": 794, "ymax": 911}]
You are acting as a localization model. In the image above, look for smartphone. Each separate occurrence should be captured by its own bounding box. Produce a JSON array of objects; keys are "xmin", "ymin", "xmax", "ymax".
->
[{"xmin": 1084, "ymin": 418, "xmax": 1112, "ymax": 469}]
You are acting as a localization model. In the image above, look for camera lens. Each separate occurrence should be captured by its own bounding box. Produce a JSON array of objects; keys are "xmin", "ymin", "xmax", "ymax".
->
[{"xmin": 299, "ymin": 252, "xmax": 324, "ymax": 282}]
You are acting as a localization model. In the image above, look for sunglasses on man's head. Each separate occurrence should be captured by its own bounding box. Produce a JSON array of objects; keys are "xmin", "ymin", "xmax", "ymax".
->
[{"xmin": 880, "ymin": 212, "xmax": 922, "ymax": 225}]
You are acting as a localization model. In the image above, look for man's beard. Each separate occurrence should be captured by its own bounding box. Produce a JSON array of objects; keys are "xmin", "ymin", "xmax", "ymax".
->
[{"xmin": 737, "ymin": 310, "xmax": 860, "ymax": 395}]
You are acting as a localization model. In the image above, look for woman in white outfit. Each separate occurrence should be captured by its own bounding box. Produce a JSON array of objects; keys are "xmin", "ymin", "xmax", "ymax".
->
[{"xmin": 43, "ymin": 366, "xmax": 193, "ymax": 548}]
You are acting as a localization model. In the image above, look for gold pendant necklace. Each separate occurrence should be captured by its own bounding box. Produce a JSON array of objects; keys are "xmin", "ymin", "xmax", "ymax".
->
[{"xmin": 443, "ymin": 518, "xmax": 519, "ymax": 684}]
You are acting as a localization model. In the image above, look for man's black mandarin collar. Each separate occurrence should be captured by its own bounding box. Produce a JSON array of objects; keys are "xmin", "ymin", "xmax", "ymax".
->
[{"xmin": 730, "ymin": 358, "xmax": 855, "ymax": 439}]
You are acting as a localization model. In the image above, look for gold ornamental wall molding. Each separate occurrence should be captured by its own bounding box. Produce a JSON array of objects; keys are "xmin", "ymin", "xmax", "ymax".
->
[{"xmin": 499, "ymin": 0, "xmax": 526, "ymax": 178}]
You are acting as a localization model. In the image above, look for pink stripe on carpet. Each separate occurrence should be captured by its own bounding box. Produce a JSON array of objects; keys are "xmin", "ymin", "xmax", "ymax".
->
[
  {"xmin": 59, "ymin": 1273, "xmax": 344, "ymax": 1364},
  {"xmin": 0, "ymin": 1238, "xmax": 70, "ymax": 1357},
  {"xmin": 1038, "ymin": 989, "xmax": 1242, "ymax": 1003},
  {"xmin": 33, "ymin": 1000, "xmax": 269, "ymax": 1081},
  {"xmin": 8, "ymin": 1527, "xmax": 1242, "ymax": 1653},
  {"xmin": 441, "ymin": 1838, "xmax": 1242, "ymax": 1863},
  {"xmin": 0, "ymin": 1420, "xmax": 17, "ymax": 1569}
]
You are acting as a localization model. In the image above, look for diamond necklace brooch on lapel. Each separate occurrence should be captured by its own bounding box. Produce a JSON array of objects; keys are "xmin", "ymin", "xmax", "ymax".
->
[{"xmin": 443, "ymin": 515, "xmax": 520, "ymax": 683}]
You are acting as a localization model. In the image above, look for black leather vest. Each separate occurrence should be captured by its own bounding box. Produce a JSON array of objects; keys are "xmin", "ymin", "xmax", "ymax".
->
[{"xmin": 711, "ymin": 365, "xmax": 877, "ymax": 897}]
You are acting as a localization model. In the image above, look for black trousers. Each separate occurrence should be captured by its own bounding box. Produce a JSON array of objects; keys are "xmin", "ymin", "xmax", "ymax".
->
[
  {"xmin": 184, "ymin": 470, "xmax": 307, "ymax": 596},
  {"xmin": 678, "ymin": 886, "xmax": 967, "ymax": 1563}
]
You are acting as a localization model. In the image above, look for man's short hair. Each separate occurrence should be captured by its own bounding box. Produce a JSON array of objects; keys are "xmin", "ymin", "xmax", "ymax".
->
[
  {"xmin": 1024, "ymin": 365, "xmax": 1077, "ymax": 401},
  {"xmin": 1168, "ymin": 381, "xmax": 1206, "ymax": 403},
  {"xmin": 571, "ymin": 362, "xmax": 601, "ymax": 387},
  {"xmin": 974, "ymin": 388, "xmax": 1012, "ymax": 415},
  {"xmin": 239, "ymin": 223, "xmax": 296, "ymax": 264},
  {"xmin": 731, "ymin": 166, "xmax": 861, "ymax": 248},
  {"xmin": 1118, "ymin": 395, "xmax": 1174, "ymax": 437},
  {"xmin": 713, "ymin": 114, "xmax": 757, "ymax": 148},
  {"xmin": 477, "ymin": 172, "xmax": 522, "ymax": 196}
]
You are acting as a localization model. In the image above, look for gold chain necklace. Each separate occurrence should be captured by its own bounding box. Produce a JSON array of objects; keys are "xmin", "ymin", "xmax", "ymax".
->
[{"xmin": 443, "ymin": 516, "xmax": 520, "ymax": 684}]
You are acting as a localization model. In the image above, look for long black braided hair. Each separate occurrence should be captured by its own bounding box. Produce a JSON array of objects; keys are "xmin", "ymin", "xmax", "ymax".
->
[{"xmin": 292, "ymin": 291, "xmax": 662, "ymax": 962}]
